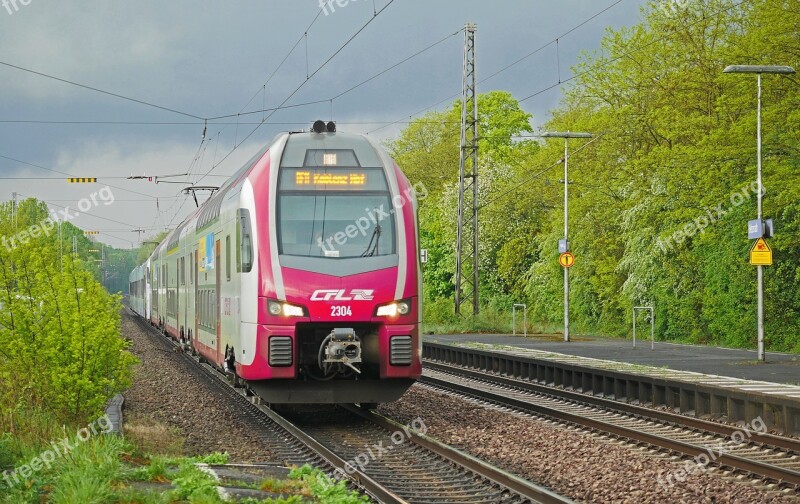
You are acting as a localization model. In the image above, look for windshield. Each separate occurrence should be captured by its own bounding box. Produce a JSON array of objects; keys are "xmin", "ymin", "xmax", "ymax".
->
[{"xmin": 277, "ymin": 164, "xmax": 396, "ymax": 259}]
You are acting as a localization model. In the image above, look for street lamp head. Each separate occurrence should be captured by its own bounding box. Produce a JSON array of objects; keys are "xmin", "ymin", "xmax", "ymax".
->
[
  {"xmin": 541, "ymin": 131, "xmax": 593, "ymax": 139},
  {"xmin": 723, "ymin": 65, "xmax": 796, "ymax": 75}
]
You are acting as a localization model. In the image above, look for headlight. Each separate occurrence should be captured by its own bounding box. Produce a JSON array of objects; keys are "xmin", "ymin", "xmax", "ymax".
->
[
  {"xmin": 268, "ymin": 299, "xmax": 307, "ymax": 317},
  {"xmin": 375, "ymin": 299, "xmax": 411, "ymax": 318}
]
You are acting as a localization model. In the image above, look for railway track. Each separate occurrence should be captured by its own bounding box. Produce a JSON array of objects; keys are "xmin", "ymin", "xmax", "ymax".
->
[
  {"xmin": 421, "ymin": 359, "xmax": 800, "ymax": 491},
  {"xmin": 131, "ymin": 311, "xmax": 569, "ymax": 503},
  {"xmin": 278, "ymin": 405, "xmax": 568, "ymax": 503}
]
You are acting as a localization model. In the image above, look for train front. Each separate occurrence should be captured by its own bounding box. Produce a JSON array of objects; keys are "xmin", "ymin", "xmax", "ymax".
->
[{"xmin": 248, "ymin": 126, "xmax": 422, "ymax": 404}]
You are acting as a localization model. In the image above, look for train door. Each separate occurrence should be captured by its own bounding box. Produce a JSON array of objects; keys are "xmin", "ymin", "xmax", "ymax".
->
[
  {"xmin": 183, "ymin": 256, "xmax": 188, "ymax": 341},
  {"xmin": 164, "ymin": 264, "xmax": 168, "ymax": 332},
  {"xmin": 175, "ymin": 257, "xmax": 180, "ymax": 339},
  {"xmin": 194, "ymin": 250, "xmax": 199, "ymax": 345},
  {"xmin": 215, "ymin": 240, "xmax": 222, "ymax": 365},
  {"xmin": 151, "ymin": 266, "xmax": 158, "ymax": 324}
]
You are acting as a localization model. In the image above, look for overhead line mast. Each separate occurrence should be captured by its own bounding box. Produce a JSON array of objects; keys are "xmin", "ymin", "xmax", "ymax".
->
[{"xmin": 455, "ymin": 23, "xmax": 479, "ymax": 316}]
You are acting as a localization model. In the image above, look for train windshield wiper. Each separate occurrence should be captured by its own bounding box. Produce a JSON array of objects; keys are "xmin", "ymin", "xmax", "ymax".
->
[{"xmin": 360, "ymin": 223, "xmax": 382, "ymax": 257}]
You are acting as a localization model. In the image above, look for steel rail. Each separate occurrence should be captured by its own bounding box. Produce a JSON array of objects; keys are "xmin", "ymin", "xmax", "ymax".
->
[
  {"xmin": 343, "ymin": 404, "xmax": 572, "ymax": 504},
  {"xmin": 421, "ymin": 371, "xmax": 800, "ymax": 488},
  {"xmin": 131, "ymin": 309, "xmax": 407, "ymax": 503},
  {"xmin": 132, "ymin": 309, "xmax": 572, "ymax": 502},
  {"xmin": 249, "ymin": 403, "xmax": 409, "ymax": 504},
  {"xmin": 424, "ymin": 359, "xmax": 800, "ymax": 453}
]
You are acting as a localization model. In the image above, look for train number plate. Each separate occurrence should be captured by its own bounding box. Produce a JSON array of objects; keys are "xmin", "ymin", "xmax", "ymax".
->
[{"xmin": 330, "ymin": 305, "xmax": 353, "ymax": 317}]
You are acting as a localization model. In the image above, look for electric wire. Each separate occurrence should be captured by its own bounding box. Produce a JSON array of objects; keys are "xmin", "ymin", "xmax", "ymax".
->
[
  {"xmin": 0, "ymin": 60, "xmax": 204, "ymax": 120},
  {"xmin": 195, "ymin": 0, "xmax": 397, "ymax": 185},
  {"xmin": 478, "ymin": 133, "xmax": 605, "ymax": 211},
  {"xmin": 0, "ymin": 154, "xmax": 160, "ymax": 200},
  {"xmin": 366, "ymin": 0, "xmax": 625, "ymax": 135},
  {"xmin": 518, "ymin": 0, "xmax": 747, "ymax": 104}
]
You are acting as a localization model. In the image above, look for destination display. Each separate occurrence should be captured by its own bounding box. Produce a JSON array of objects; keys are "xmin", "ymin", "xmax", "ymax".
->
[
  {"xmin": 295, "ymin": 171, "xmax": 367, "ymax": 187},
  {"xmin": 280, "ymin": 168, "xmax": 387, "ymax": 191}
]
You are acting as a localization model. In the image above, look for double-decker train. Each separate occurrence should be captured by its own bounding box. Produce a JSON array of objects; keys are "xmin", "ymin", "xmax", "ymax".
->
[{"xmin": 129, "ymin": 121, "xmax": 422, "ymax": 404}]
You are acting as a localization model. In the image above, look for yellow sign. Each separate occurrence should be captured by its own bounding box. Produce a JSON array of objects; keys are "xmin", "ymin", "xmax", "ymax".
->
[
  {"xmin": 559, "ymin": 252, "xmax": 575, "ymax": 268},
  {"xmin": 749, "ymin": 237, "xmax": 772, "ymax": 266},
  {"xmin": 67, "ymin": 177, "xmax": 97, "ymax": 183}
]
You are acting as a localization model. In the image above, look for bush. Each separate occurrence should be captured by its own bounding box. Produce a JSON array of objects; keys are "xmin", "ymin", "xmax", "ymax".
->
[{"xmin": 0, "ymin": 199, "xmax": 137, "ymax": 432}]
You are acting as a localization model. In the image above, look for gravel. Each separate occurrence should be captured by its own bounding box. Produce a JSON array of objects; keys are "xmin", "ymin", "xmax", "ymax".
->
[
  {"xmin": 379, "ymin": 385, "xmax": 798, "ymax": 503},
  {"xmin": 122, "ymin": 312, "xmax": 295, "ymax": 464},
  {"xmin": 123, "ymin": 310, "xmax": 797, "ymax": 502}
]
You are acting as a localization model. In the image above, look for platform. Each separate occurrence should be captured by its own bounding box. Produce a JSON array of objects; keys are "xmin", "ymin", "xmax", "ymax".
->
[
  {"xmin": 422, "ymin": 334, "xmax": 800, "ymax": 435},
  {"xmin": 425, "ymin": 333, "xmax": 800, "ymax": 384}
]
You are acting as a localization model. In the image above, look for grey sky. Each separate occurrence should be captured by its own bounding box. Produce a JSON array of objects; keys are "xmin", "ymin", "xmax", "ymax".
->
[{"xmin": 0, "ymin": 0, "xmax": 650, "ymax": 248}]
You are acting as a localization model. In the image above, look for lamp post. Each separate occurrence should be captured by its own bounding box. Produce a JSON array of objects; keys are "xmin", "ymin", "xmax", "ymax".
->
[
  {"xmin": 541, "ymin": 131, "xmax": 593, "ymax": 342},
  {"xmin": 723, "ymin": 64, "xmax": 795, "ymax": 362}
]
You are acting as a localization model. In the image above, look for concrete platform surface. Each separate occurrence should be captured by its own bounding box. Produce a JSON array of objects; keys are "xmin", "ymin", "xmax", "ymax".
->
[{"xmin": 424, "ymin": 333, "xmax": 800, "ymax": 385}]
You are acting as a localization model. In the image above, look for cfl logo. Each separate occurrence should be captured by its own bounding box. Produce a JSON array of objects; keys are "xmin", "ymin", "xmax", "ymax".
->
[{"xmin": 310, "ymin": 289, "xmax": 375, "ymax": 301}]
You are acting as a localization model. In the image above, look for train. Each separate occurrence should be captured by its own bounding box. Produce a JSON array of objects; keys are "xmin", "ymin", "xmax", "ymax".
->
[{"xmin": 129, "ymin": 121, "xmax": 423, "ymax": 404}]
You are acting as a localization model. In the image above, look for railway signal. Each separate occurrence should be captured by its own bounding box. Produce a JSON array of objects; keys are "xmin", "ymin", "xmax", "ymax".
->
[
  {"xmin": 83, "ymin": 231, "xmax": 99, "ymax": 235},
  {"xmin": 67, "ymin": 177, "xmax": 97, "ymax": 183}
]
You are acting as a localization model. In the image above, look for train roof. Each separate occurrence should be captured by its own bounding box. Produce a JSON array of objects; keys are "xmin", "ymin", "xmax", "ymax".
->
[{"xmin": 282, "ymin": 131, "xmax": 383, "ymax": 168}]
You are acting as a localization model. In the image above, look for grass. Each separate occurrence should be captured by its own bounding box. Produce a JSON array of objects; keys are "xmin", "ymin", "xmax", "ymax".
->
[
  {"xmin": 2, "ymin": 432, "xmax": 127, "ymax": 504},
  {"xmin": 423, "ymin": 297, "xmax": 800, "ymax": 355},
  {"xmin": 1, "ymin": 409, "xmax": 368, "ymax": 503},
  {"xmin": 123, "ymin": 414, "xmax": 184, "ymax": 457}
]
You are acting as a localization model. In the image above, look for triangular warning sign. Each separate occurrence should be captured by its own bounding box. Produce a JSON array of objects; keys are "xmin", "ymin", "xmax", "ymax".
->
[{"xmin": 749, "ymin": 237, "xmax": 772, "ymax": 266}]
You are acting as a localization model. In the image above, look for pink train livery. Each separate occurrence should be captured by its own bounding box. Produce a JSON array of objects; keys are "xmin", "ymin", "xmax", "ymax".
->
[{"xmin": 129, "ymin": 122, "xmax": 423, "ymax": 404}]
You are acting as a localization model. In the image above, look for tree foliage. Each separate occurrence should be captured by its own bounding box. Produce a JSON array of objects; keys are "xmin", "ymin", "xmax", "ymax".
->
[
  {"xmin": 396, "ymin": 1, "xmax": 800, "ymax": 352},
  {"xmin": 0, "ymin": 198, "xmax": 137, "ymax": 427}
]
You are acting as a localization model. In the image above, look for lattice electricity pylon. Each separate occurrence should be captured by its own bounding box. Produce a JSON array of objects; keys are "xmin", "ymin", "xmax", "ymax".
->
[{"xmin": 455, "ymin": 22, "xmax": 479, "ymax": 316}]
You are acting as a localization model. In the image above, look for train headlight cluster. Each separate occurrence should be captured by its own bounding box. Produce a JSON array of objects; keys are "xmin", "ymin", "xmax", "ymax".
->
[
  {"xmin": 268, "ymin": 299, "xmax": 308, "ymax": 317},
  {"xmin": 375, "ymin": 299, "xmax": 411, "ymax": 318}
]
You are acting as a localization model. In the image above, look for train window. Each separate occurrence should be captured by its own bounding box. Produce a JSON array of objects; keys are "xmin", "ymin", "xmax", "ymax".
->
[
  {"xmin": 237, "ymin": 209, "xmax": 253, "ymax": 273},
  {"xmin": 226, "ymin": 236, "xmax": 231, "ymax": 282},
  {"xmin": 209, "ymin": 290, "xmax": 215, "ymax": 325},
  {"xmin": 303, "ymin": 149, "xmax": 360, "ymax": 167},
  {"xmin": 201, "ymin": 291, "xmax": 206, "ymax": 327},
  {"xmin": 277, "ymin": 194, "xmax": 396, "ymax": 258}
]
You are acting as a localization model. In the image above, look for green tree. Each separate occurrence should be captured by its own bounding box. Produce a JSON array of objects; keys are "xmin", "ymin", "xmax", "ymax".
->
[{"xmin": 0, "ymin": 198, "xmax": 137, "ymax": 428}]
